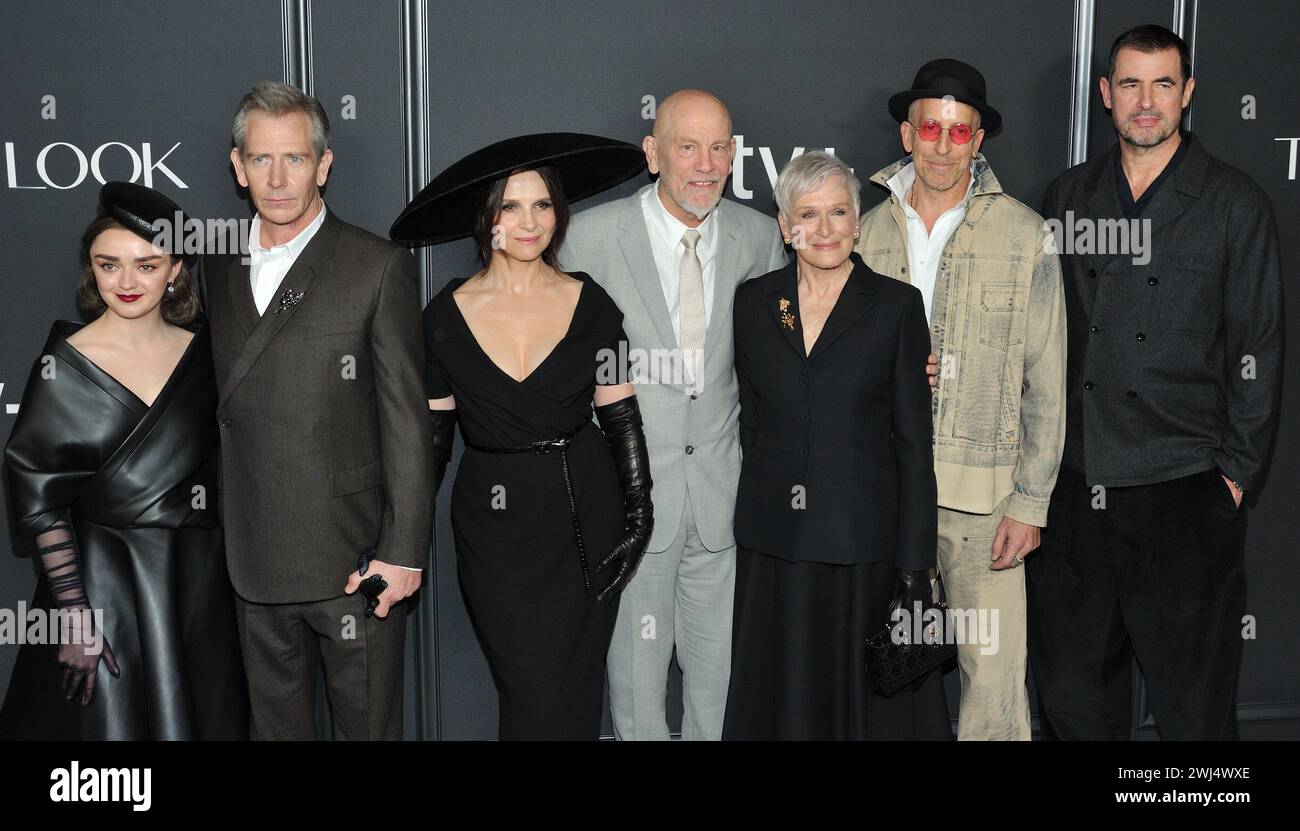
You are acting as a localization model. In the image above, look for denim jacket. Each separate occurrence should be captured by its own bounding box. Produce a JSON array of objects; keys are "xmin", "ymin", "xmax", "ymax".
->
[{"xmin": 855, "ymin": 154, "xmax": 1067, "ymax": 526}]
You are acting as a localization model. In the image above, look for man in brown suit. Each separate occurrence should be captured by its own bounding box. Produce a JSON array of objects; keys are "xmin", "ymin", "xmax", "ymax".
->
[{"xmin": 203, "ymin": 81, "xmax": 433, "ymax": 739}]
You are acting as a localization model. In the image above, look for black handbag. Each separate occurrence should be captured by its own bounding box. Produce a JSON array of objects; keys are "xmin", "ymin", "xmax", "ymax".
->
[{"xmin": 864, "ymin": 579, "xmax": 957, "ymax": 697}]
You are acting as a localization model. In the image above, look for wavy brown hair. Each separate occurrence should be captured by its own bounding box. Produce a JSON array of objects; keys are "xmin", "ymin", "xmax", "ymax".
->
[{"xmin": 76, "ymin": 215, "xmax": 199, "ymax": 325}]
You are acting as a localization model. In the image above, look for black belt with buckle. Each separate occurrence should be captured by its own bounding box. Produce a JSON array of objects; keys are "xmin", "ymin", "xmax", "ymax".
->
[{"xmin": 465, "ymin": 421, "xmax": 594, "ymax": 593}]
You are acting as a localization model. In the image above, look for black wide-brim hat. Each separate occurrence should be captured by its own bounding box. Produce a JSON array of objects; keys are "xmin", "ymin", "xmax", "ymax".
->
[
  {"xmin": 390, "ymin": 132, "xmax": 647, "ymax": 247},
  {"xmin": 98, "ymin": 181, "xmax": 198, "ymax": 268},
  {"xmin": 887, "ymin": 58, "xmax": 1002, "ymax": 134}
]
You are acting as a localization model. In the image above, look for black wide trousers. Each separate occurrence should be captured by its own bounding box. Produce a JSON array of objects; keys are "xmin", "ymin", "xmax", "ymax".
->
[{"xmin": 1026, "ymin": 465, "xmax": 1247, "ymax": 740}]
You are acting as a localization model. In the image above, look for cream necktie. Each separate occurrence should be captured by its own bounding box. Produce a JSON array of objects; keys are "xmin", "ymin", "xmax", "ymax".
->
[{"xmin": 679, "ymin": 229, "xmax": 705, "ymax": 385}]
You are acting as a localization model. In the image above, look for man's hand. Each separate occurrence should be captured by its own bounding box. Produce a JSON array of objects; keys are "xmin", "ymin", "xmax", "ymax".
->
[
  {"xmin": 990, "ymin": 517, "xmax": 1041, "ymax": 570},
  {"xmin": 1221, "ymin": 474, "xmax": 1243, "ymax": 509},
  {"xmin": 925, "ymin": 352, "xmax": 939, "ymax": 392},
  {"xmin": 344, "ymin": 560, "xmax": 421, "ymax": 618}
]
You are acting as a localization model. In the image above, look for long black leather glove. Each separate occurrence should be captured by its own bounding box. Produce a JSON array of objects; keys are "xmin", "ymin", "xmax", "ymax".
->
[
  {"xmin": 886, "ymin": 568, "xmax": 934, "ymax": 643},
  {"xmin": 429, "ymin": 408, "xmax": 457, "ymax": 497},
  {"xmin": 593, "ymin": 396, "xmax": 653, "ymax": 603}
]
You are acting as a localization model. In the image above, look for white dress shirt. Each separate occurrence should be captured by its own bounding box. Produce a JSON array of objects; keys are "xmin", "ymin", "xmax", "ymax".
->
[
  {"xmin": 249, "ymin": 201, "xmax": 328, "ymax": 316},
  {"xmin": 884, "ymin": 162, "xmax": 975, "ymax": 325},
  {"xmin": 640, "ymin": 182, "xmax": 719, "ymax": 343}
]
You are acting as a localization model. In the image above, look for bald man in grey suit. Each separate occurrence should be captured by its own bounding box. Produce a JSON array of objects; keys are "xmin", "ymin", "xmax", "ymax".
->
[{"xmin": 560, "ymin": 90, "xmax": 786, "ymax": 740}]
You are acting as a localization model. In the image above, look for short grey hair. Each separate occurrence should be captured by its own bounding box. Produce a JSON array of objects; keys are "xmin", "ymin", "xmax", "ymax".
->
[
  {"xmin": 232, "ymin": 81, "xmax": 331, "ymax": 158},
  {"xmin": 773, "ymin": 150, "xmax": 861, "ymax": 222}
]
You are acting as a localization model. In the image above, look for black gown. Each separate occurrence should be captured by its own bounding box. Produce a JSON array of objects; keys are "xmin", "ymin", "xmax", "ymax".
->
[
  {"xmin": 423, "ymin": 272, "xmax": 627, "ymax": 740},
  {"xmin": 0, "ymin": 320, "xmax": 248, "ymax": 740}
]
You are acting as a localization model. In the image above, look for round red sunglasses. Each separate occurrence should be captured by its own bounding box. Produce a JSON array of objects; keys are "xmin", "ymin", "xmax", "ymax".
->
[{"xmin": 909, "ymin": 119, "xmax": 976, "ymax": 145}]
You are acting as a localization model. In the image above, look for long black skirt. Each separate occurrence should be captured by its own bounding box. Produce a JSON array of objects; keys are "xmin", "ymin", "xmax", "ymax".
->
[
  {"xmin": 451, "ymin": 429, "xmax": 623, "ymax": 741},
  {"xmin": 724, "ymin": 546, "xmax": 952, "ymax": 740}
]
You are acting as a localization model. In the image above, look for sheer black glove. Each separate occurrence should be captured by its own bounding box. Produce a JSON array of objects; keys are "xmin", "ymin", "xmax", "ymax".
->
[
  {"xmin": 593, "ymin": 396, "xmax": 653, "ymax": 603},
  {"xmin": 36, "ymin": 513, "xmax": 119, "ymax": 704}
]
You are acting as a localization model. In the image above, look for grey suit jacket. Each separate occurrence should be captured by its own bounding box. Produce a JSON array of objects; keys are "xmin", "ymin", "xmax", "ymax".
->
[
  {"xmin": 560, "ymin": 183, "xmax": 786, "ymax": 553},
  {"xmin": 202, "ymin": 209, "xmax": 434, "ymax": 603}
]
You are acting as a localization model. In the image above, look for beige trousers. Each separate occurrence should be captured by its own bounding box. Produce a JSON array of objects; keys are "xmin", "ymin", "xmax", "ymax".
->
[{"xmin": 936, "ymin": 493, "xmax": 1031, "ymax": 740}]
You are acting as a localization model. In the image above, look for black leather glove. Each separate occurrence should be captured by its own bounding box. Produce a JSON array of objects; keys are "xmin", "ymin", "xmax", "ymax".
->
[
  {"xmin": 886, "ymin": 568, "xmax": 933, "ymax": 636},
  {"xmin": 593, "ymin": 396, "xmax": 654, "ymax": 603},
  {"xmin": 429, "ymin": 408, "xmax": 457, "ymax": 497}
]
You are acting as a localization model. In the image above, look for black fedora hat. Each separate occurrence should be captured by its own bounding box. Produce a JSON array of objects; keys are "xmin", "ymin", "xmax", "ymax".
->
[
  {"xmin": 98, "ymin": 181, "xmax": 198, "ymax": 268},
  {"xmin": 390, "ymin": 132, "xmax": 647, "ymax": 247},
  {"xmin": 887, "ymin": 58, "xmax": 1002, "ymax": 134}
]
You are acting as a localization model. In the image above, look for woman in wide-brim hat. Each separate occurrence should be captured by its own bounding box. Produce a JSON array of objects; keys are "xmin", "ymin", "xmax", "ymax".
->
[
  {"xmin": 0, "ymin": 182, "xmax": 248, "ymax": 739},
  {"xmin": 393, "ymin": 133, "xmax": 653, "ymax": 740}
]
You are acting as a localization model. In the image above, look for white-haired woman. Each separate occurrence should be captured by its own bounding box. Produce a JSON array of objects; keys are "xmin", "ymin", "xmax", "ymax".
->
[{"xmin": 724, "ymin": 151, "xmax": 950, "ymax": 740}]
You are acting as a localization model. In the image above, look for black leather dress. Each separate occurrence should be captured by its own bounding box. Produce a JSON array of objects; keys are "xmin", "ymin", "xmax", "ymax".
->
[{"xmin": 0, "ymin": 320, "xmax": 248, "ymax": 739}]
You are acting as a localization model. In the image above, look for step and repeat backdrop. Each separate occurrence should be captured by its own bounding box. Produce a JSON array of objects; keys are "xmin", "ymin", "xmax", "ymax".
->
[{"xmin": 0, "ymin": 0, "xmax": 1295, "ymax": 739}]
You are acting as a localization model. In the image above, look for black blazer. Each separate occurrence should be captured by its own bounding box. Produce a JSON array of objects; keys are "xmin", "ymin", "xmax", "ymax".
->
[
  {"xmin": 733, "ymin": 252, "xmax": 937, "ymax": 569},
  {"xmin": 202, "ymin": 209, "xmax": 434, "ymax": 603},
  {"xmin": 1042, "ymin": 132, "xmax": 1283, "ymax": 491}
]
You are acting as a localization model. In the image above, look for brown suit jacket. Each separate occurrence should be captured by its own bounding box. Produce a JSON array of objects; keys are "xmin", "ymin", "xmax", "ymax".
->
[{"xmin": 202, "ymin": 208, "xmax": 433, "ymax": 603}]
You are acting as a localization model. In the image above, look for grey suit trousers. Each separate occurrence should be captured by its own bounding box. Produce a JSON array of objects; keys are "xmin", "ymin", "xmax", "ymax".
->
[{"xmin": 606, "ymin": 490, "xmax": 735, "ymax": 740}]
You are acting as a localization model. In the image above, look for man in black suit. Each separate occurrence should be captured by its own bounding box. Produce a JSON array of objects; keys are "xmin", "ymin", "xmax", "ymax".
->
[
  {"xmin": 1029, "ymin": 26, "xmax": 1283, "ymax": 739},
  {"xmin": 204, "ymin": 81, "xmax": 433, "ymax": 739}
]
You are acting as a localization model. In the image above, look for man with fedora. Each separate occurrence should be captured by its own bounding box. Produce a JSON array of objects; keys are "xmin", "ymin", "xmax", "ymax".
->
[
  {"xmin": 203, "ymin": 81, "xmax": 433, "ymax": 739},
  {"xmin": 559, "ymin": 90, "xmax": 787, "ymax": 740},
  {"xmin": 855, "ymin": 59, "xmax": 1067, "ymax": 740}
]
